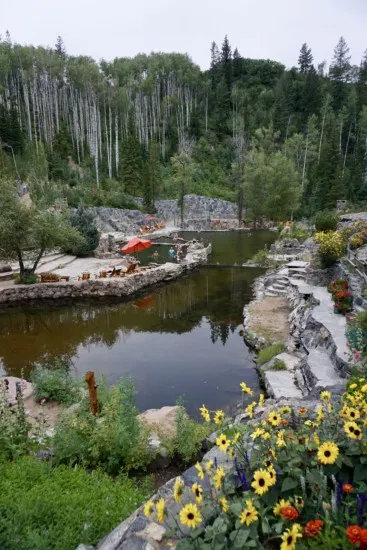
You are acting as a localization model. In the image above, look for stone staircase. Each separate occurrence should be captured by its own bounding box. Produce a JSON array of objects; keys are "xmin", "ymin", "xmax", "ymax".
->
[
  {"xmin": 261, "ymin": 260, "xmax": 348, "ymax": 400},
  {"xmin": 0, "ymin": 253, "xmax": 77, "ymax": 282}
]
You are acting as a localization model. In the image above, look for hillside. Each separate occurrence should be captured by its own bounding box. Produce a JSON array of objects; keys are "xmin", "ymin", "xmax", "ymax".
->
[{"xmin": 0, "ymin": 34, "xmax": 366, "ymax": 219}]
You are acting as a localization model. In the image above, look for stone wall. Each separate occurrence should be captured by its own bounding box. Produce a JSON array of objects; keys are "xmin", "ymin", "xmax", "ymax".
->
[{"xmin": 90, "ymin": 195, "xmax": 238, "ymax": 233}]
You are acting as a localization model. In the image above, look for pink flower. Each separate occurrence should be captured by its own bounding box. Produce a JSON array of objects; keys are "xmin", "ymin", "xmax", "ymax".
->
[{"xmin": 355, "ymin": 352, "xmax": 361, "ymax": 362}]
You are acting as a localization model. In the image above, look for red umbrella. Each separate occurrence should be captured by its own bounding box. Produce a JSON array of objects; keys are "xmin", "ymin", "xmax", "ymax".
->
[{"xmin": 120, "ymin": 237, "xmax": 152, "ymax": 255}]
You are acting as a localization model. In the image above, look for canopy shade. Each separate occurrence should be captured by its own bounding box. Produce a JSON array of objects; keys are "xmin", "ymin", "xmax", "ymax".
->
[{"xmin": 120, "ymin": 237, "xmax": 152, "ymax": 255}]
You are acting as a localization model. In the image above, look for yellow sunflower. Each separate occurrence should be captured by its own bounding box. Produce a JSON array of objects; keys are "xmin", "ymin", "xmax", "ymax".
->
[
  {"xmin": 195, "ymin": 462, "xmax": 204, "ymax": 480},
  {"xmin": 227, "ymin": 447, "xmax": 235, "ymax": 459},
  {"xmin": 173, "ymin": 477, "xmax": 184, "ymax": 503},
  {"xmin": 267, "ymin": 465, "xmax": 277, "ymax": 486},
  {"xmin": 214, "ymin": 410, "xmax": 225, "ymax": 425},
  {"xmin": 143, "ymin": 499, "xmax": 154, "ymax": 518},
  {"xmin": 251, "ymin": 469, "xmax": 272, "ymax": 495},
  {"xmin": 280, "ymin": 524, "xmax": 303, "ymax": 550},
  {"xmin": 216, "ymin": 433, "xmax": 230, "ymax": 452},
  {"xmin": 350, "ymin": 383, "xmax": 358, "ymax": 390},
  {"xmin": 199, "ymin": 405, "xmax": 210, "ymax": 422},
  {"xmin": 317, "ymin": 442, "xmax": 339, "ymax": 465},
  {"xmin": 316, "ymin": 405, "xmax": 324, "ymax": 422},
  {"xmin": 268, "ymin": 411, "xmax": 281, "ymax": 427},
  {"xmin": 220, "ymin": 497, "xmax": 229, "ymax": 512},
  {"xmin": 179, "ymin": 503, "xmax": 202, "ymax": 529},
  {"xmin": 233, "ymin": 432, "xmax": 241, "ymax": 444},
  {"xmin": 279, "ymin": 405, "xmax": 292, "ymax": 415},
  {"xmin": 344, "ymin": 421, "xmax": 360, "ymax": 438},
  {"xmin": 204, "ymin": 459, "xmax": 214, "ymax": 473},
  {"xmin": 156, "ymin": 498, "xmax": 166, "ymax": 523},
  {"xmin": 269, "ymin": 448, "xmax": 277, "ymax": 460},
  {"xmin": 192, "ymin": 483, "xmax": 203, "ymax": 504},
  {"xmin": 258, "ymin": 393, "xmax": 265, "ymax": 406},
  {"xmin": 273, "ymin": 498, "xmax": 291, "ymax": 517},
  {"xmin": 245, "ymin": 402, "xmax": 256, "ymax": 418},
  {"xmin": 261, "ymin": 431, "xmax": 271, "ymax": 441},
  {"xmin": 320, "ymin": 391, "xmax": 331, "ymax": 402},
  {"xmin": 276, "ymin": 430, "xmax": 286, "ymax": 448},
  {"xmin": 251, "ymin": 427, "xmax": 265, "ymax": 440},
  {"xmin": 239, "ymin": 499, "xmax": 258, "ymax": 526},
  {"xmin": 293, "ymin": 496, "xmax": 304, "ymax": 510},
  {"xmin": 240, "ymin": 382, "xmax": 253, "ymax": 395},
  {"xmin": 361, "ymin": 384, "xmax": 367, "ymax": 393},
  {"xmin": 347, "ymin": 407, "xmax": 360, "ymax": 421},
  {"xmin": 213, "ymin": 466, "xmax": 225, "ymax": 489}
]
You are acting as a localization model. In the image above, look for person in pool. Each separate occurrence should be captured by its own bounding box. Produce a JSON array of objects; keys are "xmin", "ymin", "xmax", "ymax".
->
[{"xmin": 168, "ymin": 246, "xmax": 175, "ymax": 258}]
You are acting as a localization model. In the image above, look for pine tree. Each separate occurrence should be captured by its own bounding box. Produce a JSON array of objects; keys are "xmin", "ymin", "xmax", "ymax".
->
[
  {"xmin": 221, "ymin": 35, "xmax": 233, "ymax": 90},
  {"xmin": 357, "ymin": 50, "xmax": 367, "ymax": 109},
  {"xmin": 232, "ymin": 48, "xmax": 243, "ymax": 80},
  {"xmin": 143, "ymin": 142, "xmax": 162, "ymax": 211},
  {"xmin": 55, "ymin": 36, "xmax": 67, "ymax": 60},
  {"xmin": 121, "ymin": 119, "xmax": 144, "ymax": 196},
  {"xmin": 329, "ymin": 37, "xmax": 352, "ymax": 110},
  {"xmin": 298, "ymin": 43, "xmax": 313, "ymax": 73}
]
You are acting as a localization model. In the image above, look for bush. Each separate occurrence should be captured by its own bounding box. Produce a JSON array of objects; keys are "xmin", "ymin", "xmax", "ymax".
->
[
  {"xmin": 314, "ymin": 210, "xmax": 339, "ymax": 232},
  {"xmin": 257, "ymin": 343, "xmax": 285, "ymax": 365},
  {"xmin": 0, "ymin": 457, "xmax": 151, "ymax": 550},
  {"xmin": 269, "ymin": 359, "xmax": 286, "ymax": 370},
  {"xmin": 250, "ymin": 246, "xmax": 269, "ymax": 267},
  {"xmin": 164, "ymin": 403, "xmax": 212, "ymax": 464},
  {"xmin": 15, "ymin": 274, "xmax": 39, "ymax": 285},
  {"xmin": 66, "ymin": 206, "xmax": 100, "ymax": 257},
  {"xmin": 349, "ymin": 231, "xmax": 367, "ymax": 250},
  {"xmin": 30, "ymin": 366, "xmax": 81, "ymax": 405},
  {"xmin": 53, "ymin": 377, "xmax": 152, "ymax": 474},
  {"xmin": 314, "ymin": 231, "xmax": 345, "ymax": 267},
  {"xmin": 279, "ymin": 222, "xmax": 309, "ymax": 240}
]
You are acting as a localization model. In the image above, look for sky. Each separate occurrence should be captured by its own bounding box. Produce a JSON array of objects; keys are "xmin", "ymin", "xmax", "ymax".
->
[{"xmin": 2, "ymin": 0, "xmax": 367, "ymax": 70}]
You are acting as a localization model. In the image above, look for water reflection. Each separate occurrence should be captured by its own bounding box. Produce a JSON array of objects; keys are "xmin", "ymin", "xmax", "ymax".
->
[{"xmin": 0, "ymin": 231, "xmax": 276, "ymax": 415}]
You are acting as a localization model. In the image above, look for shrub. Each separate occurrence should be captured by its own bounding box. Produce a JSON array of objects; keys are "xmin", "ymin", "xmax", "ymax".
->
[
  {"xmin": 0, "ymin": 457, "xmax": 151, "ymax": 550},
  {"xmin": 66, "ymin": 206, "xmax": 100, "ymax": 257},
  {"xmin": 14, "ymin": 273, "xmax": 39, "ymax": 285},
  {"xmin": 349, "ymin": 231, "xmax": 367, "ymax": 250},
  {"xmin": 155, "ymin": 379, "xmax": 367, "ymax": 550},
  {"xmin": 53, "ymin": 377, "xmax": 152, "ymax": 474},
  {"xmin": 250, "ymin": 246, "xmax": 268, "ymax": 267},
  {"xmin": 314, "ymin": 231, "xmax": 345, "ymax": 267},
  {"xmin": 30, "ymin": 367, "xmax": 81, "ymax": 405},
  {"xmin": 279, "ymin": 222, "xmax": 309, "ymax": 240},
  {"xmin": 269, "ymin": 359, "xmax": 286, "ymax": 370},
  {"xmin": 314, "ymin": 210, "xmax": 339, "ymax": 232},
  {"xmin": 257, "ymin": 342, "xmax": 285, "ymax": 365},
  {"xmin": 0, "ymin": 384, "xmax": 34, "ymax": 461},
  {"xmin": 164, "ymin": 403, "xmax": 212, "ymax": 464}
]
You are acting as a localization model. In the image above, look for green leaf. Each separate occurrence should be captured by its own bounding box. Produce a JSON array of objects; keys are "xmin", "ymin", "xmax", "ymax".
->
[
  {"xmin": 230, "ymin": 502, "xmax": 243, "ymax": 515},
  {"xmin": 274, "ymin": 521, "xmax": 284, "ymax": 534},
  {"xmin": 354, "ymin": 464, "xmax": 367, "ymax": 482},
  {"xmin": 177, "ymin": 540, "xmax": 195, "ymax": 550},
  {"xmin": 306, "ymin": 469, "xmax": 324, "ymax": 486},
  {"xmin": 281, "ymin": 477, "xmax": 298, "ymax": 492},
  {"xmin": 233, "ymin": 529, "xmax": 250, "ymax": 548},
  {"xmin": 342, "ymin": 456, "xmax": 354, "ymax": 468},
  {"xmin": 262, "ymin": 518, "xmax": 270, "ymax": 534}
]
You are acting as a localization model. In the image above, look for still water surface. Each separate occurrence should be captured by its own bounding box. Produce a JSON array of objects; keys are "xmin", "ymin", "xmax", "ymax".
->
[{"xmin": 0, "ymin": 231, "xmax": 276, "ymax": 416}]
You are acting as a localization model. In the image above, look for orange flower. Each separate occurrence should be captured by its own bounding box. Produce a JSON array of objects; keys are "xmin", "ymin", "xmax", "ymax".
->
[
  {"xmin": 281, "ymin": 419, "xmax": 289, "ymax": 426},
  {"xmin": 343, "ymin": 483, "xmax": 353, "ymax": 494},
  {"xmin": 361, "ymin": 529, "xmax": 367, "ymax": 544},
  {"xmin": 281, "ymin": 506, "xmax": 299, "ymax": 521},
  {"xmin": 305, "ymin": 519, "xmax": 324, "ymax": 538},
  {"xmin": 298, "ymin": 408, "xmax": 308, "ymax": 415},
  {"xmin": 347, "ymin": 525, "xmax": 362, "ymax": 545}
]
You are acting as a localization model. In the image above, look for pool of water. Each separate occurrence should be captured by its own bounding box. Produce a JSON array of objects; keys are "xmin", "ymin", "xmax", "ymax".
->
[{"xmin": 0, "ymin": 231, "xmax": 276, "ymax": 416}]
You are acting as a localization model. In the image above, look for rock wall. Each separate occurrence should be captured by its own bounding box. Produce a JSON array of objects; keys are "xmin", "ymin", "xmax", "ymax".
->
[{"xmin": 90, "ymin": 195, "xmax": 238, "ymax": 233}]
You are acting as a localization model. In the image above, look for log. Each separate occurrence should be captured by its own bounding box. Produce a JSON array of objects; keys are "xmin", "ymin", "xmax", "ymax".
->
[{"xmin": 85, "ymin": 371, "xmax": 99, "ymax": 415}]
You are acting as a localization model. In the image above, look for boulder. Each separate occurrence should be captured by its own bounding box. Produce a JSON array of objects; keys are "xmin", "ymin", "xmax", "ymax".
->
[{"xmin": 138, "ymin": 406, "xmax": 180, "ymax": 437}]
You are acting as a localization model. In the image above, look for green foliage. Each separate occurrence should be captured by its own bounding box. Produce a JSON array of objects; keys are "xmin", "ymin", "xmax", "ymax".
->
[
  {"xmin": 314, "ymin": 231, "xmax": 345, "ymax": 267},
  {"xmin": 250, "ymin": 246, "xmax": 269, "ymax": 267},
  {"xmin": 257, "ymin": 343, "xmax": 285, "ymax": 365},
  {"xmin": 0, "ymin": 456, "xmax": 151, "ymax": 550},
  {"xmin": 30, "ymin": 367, "xmax": 81, "ymax": 405},
  {"xmin": 66, "ymin": 205, "xmax": 100, "ymax": 256},
  {"xmin": 0, "ymin": 179, "xmax": 85, "ymax": 275},
  {"xmin": 53, "ymin": 377, "xmax": 152, "ymax": 474},
  {"xmin": 279, "ymin": 222, "xmax": 309, "ymax": 240},
  {"xmin": 0, "ymin": 385, "xmax": 35, "ymax": 461},
  {"xmin": 14, "ymin": 273, "xmax": 39, "ymax": 285},
  {"xmin": 269, "ymin": 359, "xmax": 286, "ymax": 370},
  {"xmin": 166, "ymin": 403, "xmax": 212, "ymax": 464},
  {"xmin": 314, "ymin": 210, "xmax": 339, "ymax": 232}
]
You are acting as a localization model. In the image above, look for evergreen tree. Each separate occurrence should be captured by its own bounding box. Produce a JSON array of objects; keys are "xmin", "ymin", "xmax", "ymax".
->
[
  {"xmin": 67, "ymin": 206, "xmax": 100, "ymax": 256},
  {"xmin": 55, "ymin": 36, "xmax": 67, "ymax": 60},
  {"xmin": 121, "ymin": 119, "xmax": 144, "ymax": 196},
  {"xmin": 232, "ymin": 48, "xmax": 244, "ymax": 80},
  {"xmin": 143, "ymin": 142, "xmax": 162, "ymax": 211},
  {"xmin": 357, "ymin": 50, "xmax": 367, "ymax": 109},
  {"xmin": 298, "ymin": 43, "xmax": 313, "ymax": 73},
  {"xmin": 329, "ymin": 37, "xmax": 352, "ymax": 110},
  {"xmin": 221, "ymin": 35, "xmax": 233, "ymax": 90}
]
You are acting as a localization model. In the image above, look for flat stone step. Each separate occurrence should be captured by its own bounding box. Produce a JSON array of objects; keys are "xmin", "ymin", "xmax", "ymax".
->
[
  {"xmin": 311, "ymin": 287, "xmax": 348, "ymax": 360},
  {"xmin": 267, "ymin": 286, "xmax": 287, "ymax": 295},
  {"xmin": 306, "ymin": 348, "xmax": 346, "ymax": 391},
  {"xmin": 36, "ymin": 255, "xmax": 77, "ymax": 274},
  {"xmin": 264, "ymin": 370, "xmax": 303, "ymax": 399},
  {"xmin": 260, "ymin": 352, "xmax": 301, "ymax": 372},
  {"xmin": 272, "ymin": 282, "xmax": 288, "ymax": 290},
  {"xmin": 0, "ymin": 271, "xmax": 14, "ymax": 281},
  {"xmin": 287, "ymin": 261, "xmax": 309, "ymax": 268},
  {"xmin": 265, "ymin": 292, "xmax": 279, "ymax": 297}
]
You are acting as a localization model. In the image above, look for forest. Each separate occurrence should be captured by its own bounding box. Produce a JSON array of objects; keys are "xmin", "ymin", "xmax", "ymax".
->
[{"xmin": 0, "ymin": 32, "xmax": 366, "ymax": 220}]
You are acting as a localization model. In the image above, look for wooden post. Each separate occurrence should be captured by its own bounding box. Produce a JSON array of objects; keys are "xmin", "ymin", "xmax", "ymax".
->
[{"xmin": 85, "ymin": 371, "xmax": 99, "ymax": 415}]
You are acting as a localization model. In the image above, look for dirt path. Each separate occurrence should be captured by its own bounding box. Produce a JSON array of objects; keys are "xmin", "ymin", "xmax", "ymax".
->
[{"xmin": 246, "ymin": 297, "xmax": 290, "ymax": 344}]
